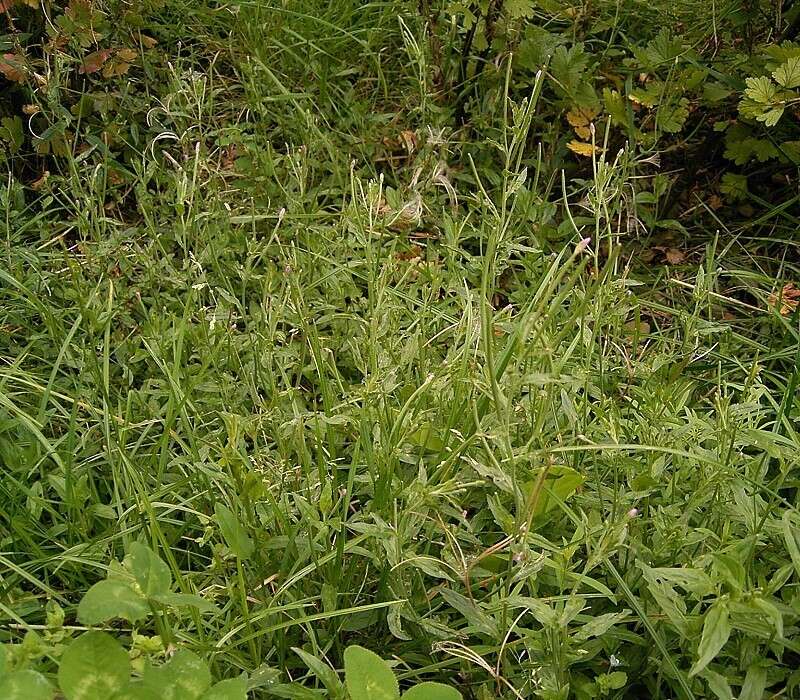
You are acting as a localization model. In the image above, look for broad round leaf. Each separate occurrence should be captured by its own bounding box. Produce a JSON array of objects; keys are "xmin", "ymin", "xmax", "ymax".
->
[
  {"xmin": 77, "ymin": 580, "xmax": 150, "ymax": 625},
  {"xmin": 202, "ymin": 676, "xmax": 249, "ymax": 700},
  {"xmin": 141, "ymin": 649, "xmax": 212, "ymax": 700},
  {"xmin": 344, "ymin": 645, "xmax": 399, "ymax": 700},
  {"xmin": 59, "ymin": 632, "xmax": 130, "ymax": 700},
  {"xmin": 0, "ymin": 670, "xmax": 53, "ymax": 700},
  {"xmin": 403, "ymin": 682, "xmax": 462, "ymax": 700}
]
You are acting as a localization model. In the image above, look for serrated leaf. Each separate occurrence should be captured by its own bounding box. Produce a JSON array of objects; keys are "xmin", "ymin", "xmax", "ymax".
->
[
  {"xmin": 773, "ymin": 56, "xmax": 800, "ymax": 88},
  {"xmin": 0, "ymin": 670, "xmax": 53, "ymax": 700},
  {"xmin": 214, "ymin": 503, "xmax": 254, "ymax": 560},
  {"xmin": 566, "ymin": 106, "xmax": 598, "ymax": 140},
  {"xmin": 202, "ymin": 676, "xmax": 249, "ymax": 700},
  {"xmin": 719, "ymin": 173, "xmax": 748, "ymax": 201},
  {"xmin": 125, "ymin": 542, "xmax": 171, "ymax": 598},
  {"xmin": 59, "ymin": 632, "xmax": 130, "ymax": 700},
  {"xmin": 402, "ymin": 682, "xmax": 462, "ymax": 700},
  {"xmin": 567, "ymin": 140, "xmax": 601, "ymax": 157},
  {"xmin": 344, "ymin": 646, "xmax": 400, "ymax": 700},
  {"xmin": 744, "ymin": 76, "xmax": 779, "ymax": 104},
  {"xmin": 78, "ymin": 579, "xmax": 150, "ymax": 624},
  {"xmin": 689, "ymin": 600, "xmax": 731, "ymax": 676},
  {"xmin": 657, "ymin": 98, "xmax": 689, "ymax": 133},
  {"xmin": 504, "ymin": 0, "xmax": 534, "ymax": 20}
]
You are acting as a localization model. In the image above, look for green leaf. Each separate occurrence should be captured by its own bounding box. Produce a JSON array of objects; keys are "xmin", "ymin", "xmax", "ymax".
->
[
  {"xmin": 740, "ymin": 663, "xmax": 767, "ymax": 700},
  {"xmin": 657, "ymin": 98, "xmax": 690, "ymax": 133},
  {"xmin": 0, "ymin": 670, "xmax": 53, "ymax": 700},
  {"xmin": 689, "ymin": 600, "xmax": 731, "ymax": 676},
  {"xmin": 438, "ymin": 589, "xmax": 500, "ymax": 637},
  {"xmin": 403, "ymin": 682, "xmax": 462, "ymax": 700},
  {"xmin": 744, "ymin": 76, "xmax": 779, "ymax": 104},
  {"xmin": 77, "ymin": 579, "xmax": 150, "ymax": 624},
  {"xmin": 291, "ymin": 647, "xmax": 343, "ymax": 695},
  {"xmin": 0, "ymin": 116, "xmax": 24, "ymax": 153},
  {"xmin": 138, "ymin": 650, "xmax": 212, "ymax": 700},
  {"xmin": 153, "ymin": 592, "xmax": 217, "ymax": 613},
  {"xmin": 602, "ymin": 88, "xmax": 627, "ymax": 128},
  {"xmin": 773, "ymin": 56, "xmax": 800, "ymax": 88},
  {"xmin": 700, "ymin": 669, "xmax": 733, "ymax": 700},
  {"xmin": 215, "ymin": 503, "xmax": 254, "ymax": 560},
  {"xmin": 719, "ymin": 173, "xmax": 748, "ymax": 202},
  {"xmin": 202, "ymin": 676, "xmax": 249, "ymax": 700},
  {"xmin": 782, "ymin": 511, "xmax": 800, "ymax": 577},
  {"xmin": 504, "ymin": 0, "xmax": 534, "ymax": 20},
  {"xmin": 125, "ymin": 542, "xmax": 171, "ymax": 598},
  {"xmin": 712, "ymin": 553, "xmax": 745, "ymax": 592},
  {"xmin": 344, "ymin": 646, "xmax": 400, "ymax": 700},
  {"xmin": 533, "ymin": 466, "xmax": 585, "ymax": 515},
  {"xmin": 59, "ymin": 632, "xmax": 130, "ymax": 700},
  {"xmin": 0, "ymin": 645, "xmax": 6, "ymax": 678}
]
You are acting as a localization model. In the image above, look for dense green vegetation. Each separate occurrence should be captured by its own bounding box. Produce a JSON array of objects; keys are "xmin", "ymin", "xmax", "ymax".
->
[{"xmin": 2, "ymin": 1, "xmax": 800, "ymax": 698}]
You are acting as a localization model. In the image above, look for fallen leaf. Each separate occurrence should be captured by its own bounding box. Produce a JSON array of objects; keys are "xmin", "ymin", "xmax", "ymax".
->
[
  {"xmin": 768, "ymin": 283, "xmax": 800, "ymax": 316},
  {"xmin": 139, "ymin": 34, "xmax": 158, "ymax": 49},
  {"xmin": 665, "ymin": 248, "xmax": 685, "ymax": 265},
  {"xmin": 0, "ymin": 53, "xmax": 27, "ymax": 83},
  {"xmin": 567, "ymin": 140, "xmax": 602, "ymax": 157},
  {"xmin": 707, "ymin": 194, "xmax": 723, "ymax": 210},
  {"xmin": 22, "ymin": 103, "xmax": 40, "ymax": 115},
  {"xmin": 30, "ymin": 171, "xmax": 50, "ymax": 190},
  {"xmin": 566, "ymin": 106, "xmax": 599, "ymax": 140},
  {"xmin": 399, "ymin": 129, "xmax": 417, "ymax": 154}
]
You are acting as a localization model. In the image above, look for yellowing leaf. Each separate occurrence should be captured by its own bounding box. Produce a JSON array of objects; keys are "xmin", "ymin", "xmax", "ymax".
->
[
  {"xmin": 140, "ymin": 34, "xmax": 158, "ymax": 49},
  {"xmin": 566, "ymin": 105, "xmax": 599, "ymax": 140},
  {"xmin": 567, "ymin": 140, "xmax": 601, "ymax": 157},
  {"xmin": 116, "ymin": 48, "xmax": 137, "ymax": 63}
]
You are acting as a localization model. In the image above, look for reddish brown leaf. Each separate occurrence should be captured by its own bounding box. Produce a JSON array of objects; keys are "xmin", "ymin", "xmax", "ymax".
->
[
  {"xmin": 80, "ymin": 49, "xmax": 112, "ymax": 74},
  {"xmin": 0, "ymin": 53, "xmax": 26, "ymax": 83}
]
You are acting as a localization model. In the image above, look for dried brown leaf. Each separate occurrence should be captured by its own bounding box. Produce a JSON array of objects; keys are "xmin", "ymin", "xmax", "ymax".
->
[
  {"xmin": 665, "ymin": 248, "xmax": 685, "ymax": 265},
  {"xmin": 768, "ymin": 283, "xmax": 800, "ymax": 316}
]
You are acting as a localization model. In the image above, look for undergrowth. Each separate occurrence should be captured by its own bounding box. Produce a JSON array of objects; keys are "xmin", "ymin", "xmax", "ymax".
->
[{"xmin": 1, "ymin": 1, "xmax": 800, "ymax": 699}]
